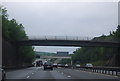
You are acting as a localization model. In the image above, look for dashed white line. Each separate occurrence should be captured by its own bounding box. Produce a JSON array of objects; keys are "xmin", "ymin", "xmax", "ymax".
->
[
  {"xmin": 61, "ymin": 72, "xmax": 64, "ymax": 74},
  {"xmin": 67, "ymin": 75, "xmax": 71, "ymax": 78},
  {"xmin": 32, "ymin": 73, "xmax": 34, "ymax": 74},
  {"xmin": 26, "ymin": 76, "xmax": 30, "ymax": 78}
]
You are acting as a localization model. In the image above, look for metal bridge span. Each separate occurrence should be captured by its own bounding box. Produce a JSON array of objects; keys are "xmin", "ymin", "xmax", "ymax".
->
[
  {"xmin": 17, "ymin": 40, "xmax": 120, "ymax": 47},
  {"xmin": 17, "ymin": 36, "xmax": 120, "ymax": 47}
]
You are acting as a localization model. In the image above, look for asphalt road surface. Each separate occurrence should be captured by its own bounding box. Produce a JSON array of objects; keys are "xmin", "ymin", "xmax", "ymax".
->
[{"xmin": 6, "ymin": 67, "xmax": 119, "ymax": 80}]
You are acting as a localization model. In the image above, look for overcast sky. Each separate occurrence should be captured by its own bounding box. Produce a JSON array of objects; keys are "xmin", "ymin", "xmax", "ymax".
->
[{"xmin": 2, "ymin": 1, "xmax": 118, "ymax": 53}]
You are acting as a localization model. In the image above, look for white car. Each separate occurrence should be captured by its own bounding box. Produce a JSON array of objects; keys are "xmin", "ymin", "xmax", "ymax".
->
[
  {"xmin": 53, "ymin": 63, "xmax": 58, "ymax": 67},
  {"xmin": 65, "ymin": 64, "xmax": 68, "ymax": 66},
  {"xmin": 65, "ymin": 64, "xmax": 69, "ymax": 68},
  {"xmin": 75, "ymin": 64, "xmax": 81, "ymax": 68},
  {"xmin": 85, "ymin": 63, "xmax": 93, "ymax": 67}
]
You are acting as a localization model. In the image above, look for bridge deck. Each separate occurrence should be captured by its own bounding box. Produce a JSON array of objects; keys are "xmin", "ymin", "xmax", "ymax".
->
[{"xmin": 17, "ymin": 39, "xmax": 120, "ymax": 47}]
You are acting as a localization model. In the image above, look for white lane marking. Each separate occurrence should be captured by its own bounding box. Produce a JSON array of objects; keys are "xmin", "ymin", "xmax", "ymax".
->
[
  {"xmin": 32, "ymin": 73, "xmax": 34, "ymax": 74},
  {"xmin": 67, "ymin": 75, "xmax": 71, "ymax": 78},
  {"xmin": 26, "ymin": 76, "xmax": 30, "ymax": 78},
  {"xmin": 61, "ymin": 72, "xmax": 64, "ymax": 74},
  {"xmin": 58, "ymin": 71, "xmax": 60, "ymax": 72}
]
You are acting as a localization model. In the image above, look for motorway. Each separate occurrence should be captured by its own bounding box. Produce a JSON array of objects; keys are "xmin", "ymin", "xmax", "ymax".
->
[{"xmin": 6, "ymin": 67, "xmax": 119, "ymax": 80}]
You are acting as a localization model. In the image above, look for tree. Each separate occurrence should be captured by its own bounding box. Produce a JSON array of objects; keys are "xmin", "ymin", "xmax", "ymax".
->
[
  {"xmin": 71, "ymin": 26, "xmax": 120, "ymax": 66},
  {"xmin": 2, "ymin": 7, "xmax": 35, "ymax": 65}
]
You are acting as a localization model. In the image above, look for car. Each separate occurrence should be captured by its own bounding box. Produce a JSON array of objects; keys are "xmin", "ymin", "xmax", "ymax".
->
[
  {"xmin": 85, "ymin": 63, "xmax": 93, "ymax": 67},
  {"xmin": 65, "ymin": 64, "xmax": 69, "ymax": 68},
  {"xmin": 75, "ymin": 64, "xmax": 81, "ymax": 68},
  {"xmin": 57, "ymin": 64, "xmax": 62, "ymax": 67},
  {"xmin": 0, "ymin": 65, "xmax": 6, "ymax": 81},
  {"xmin": 43, "ymin": 62, "xmax": 53, "ymax": 70},
  {"xmin": 57, "ymin": 64, "xmax": 65, "ymax": 67},
  {"xmin": 53, "ymin": 63, "xmax": 58, "ymax": 68}
]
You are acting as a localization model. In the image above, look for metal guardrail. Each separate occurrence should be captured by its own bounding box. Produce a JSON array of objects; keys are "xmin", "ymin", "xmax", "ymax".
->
[
  {"xmin": 23, "ymin": 36, "xmax": 119, "ymax": 42},
  {"xmin": 27, "ymin": 36, "xmax": 93, "ymax": 41},
  {"xmin": 70, "ymin": 66, "xmax": 120, "ymax": 76}
]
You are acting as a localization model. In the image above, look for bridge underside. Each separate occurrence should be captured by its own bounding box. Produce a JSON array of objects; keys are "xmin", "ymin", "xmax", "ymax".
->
[{"xmin": 17, "ymin": 40, "xmax": 120, "ymax": 47}]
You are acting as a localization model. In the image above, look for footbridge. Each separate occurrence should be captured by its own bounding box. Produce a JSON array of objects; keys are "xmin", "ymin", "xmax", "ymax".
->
[{"xmin": 17, "ymin": 36, "xmax": 120, "ymax": 47}]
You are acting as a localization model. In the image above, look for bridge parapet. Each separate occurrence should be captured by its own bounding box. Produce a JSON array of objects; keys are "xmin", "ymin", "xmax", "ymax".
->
[
  {"xmin": 17, "ymin": 35, "xmax": 120, "ymax": 47},
  {"xmin": 23, "ymin": 36, "xmax": 119, "ymax": 42},
  {"xmin": 27, "ymin": 36, "xmax": 93, "ymax": 41}
]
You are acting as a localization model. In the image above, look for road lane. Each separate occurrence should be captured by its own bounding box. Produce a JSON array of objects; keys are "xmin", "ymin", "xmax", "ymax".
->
[
  {"xmin": 6, "ymin": 67, "xmax": 119, "ymax": 80},
  {"xmin": 6, "ymin": 67, "xmax": 70, "ymax": 79},
  {"xmin": 28, "ymin": 68, "xmax": 69, "ymax": 79},
  {"xmin": 6, "ymin": 67, "xmax": 39, "ymax": 79}
]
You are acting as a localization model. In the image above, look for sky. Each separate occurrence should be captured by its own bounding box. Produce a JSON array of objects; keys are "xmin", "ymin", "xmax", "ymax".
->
[{"xmin": 2, "ymin": 0, "xmax": 119, "ymax": 53}]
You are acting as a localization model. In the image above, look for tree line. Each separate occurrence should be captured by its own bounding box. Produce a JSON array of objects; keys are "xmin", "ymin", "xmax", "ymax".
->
[
  {"xmin": 2, "ymin": 7, "xmax": 35, "ymax": 66},
  {"xmin": 71, "ymin": 26, "xmax": 120, "ymax": 67}
]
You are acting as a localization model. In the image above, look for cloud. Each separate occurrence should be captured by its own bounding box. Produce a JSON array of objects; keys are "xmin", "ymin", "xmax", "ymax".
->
[
  {"xmin": 3, "ymin": 2, "xmax": 117, "ymax": 37},
  {"xmin": 2, "ymin": 0, "xmax": 119, "ymax": 2}
]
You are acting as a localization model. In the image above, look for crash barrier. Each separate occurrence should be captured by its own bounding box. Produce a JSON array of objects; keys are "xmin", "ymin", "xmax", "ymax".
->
[{"xmin": 71, "ymin": 66, "xmax": 120, "ymax": 76}]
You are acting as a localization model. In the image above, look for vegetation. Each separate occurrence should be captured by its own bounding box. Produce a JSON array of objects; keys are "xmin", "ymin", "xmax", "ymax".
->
[
  {"xmin": 50, "ymin": 58, "xmax": 57, "ymax": 63},
  {"xmin": 72, "ymin": 25, "xmax": 120, "ymax": 67},
  {"xmin": 2, "ymin": 7, "xmax": 35, "ymax": 65},
  {"xmin": 58, "ymin": 59, "xmax": 71, "ymax": 65}
]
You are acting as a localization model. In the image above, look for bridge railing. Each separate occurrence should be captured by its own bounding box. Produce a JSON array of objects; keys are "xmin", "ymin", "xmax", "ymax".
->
[
  {"xmin": 27, "ymin": 36, "xmax": 93, "ymax": 41},
  {"xmin": 24, "ymin": 36, "xmax": 119, "ymax": 42}
]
